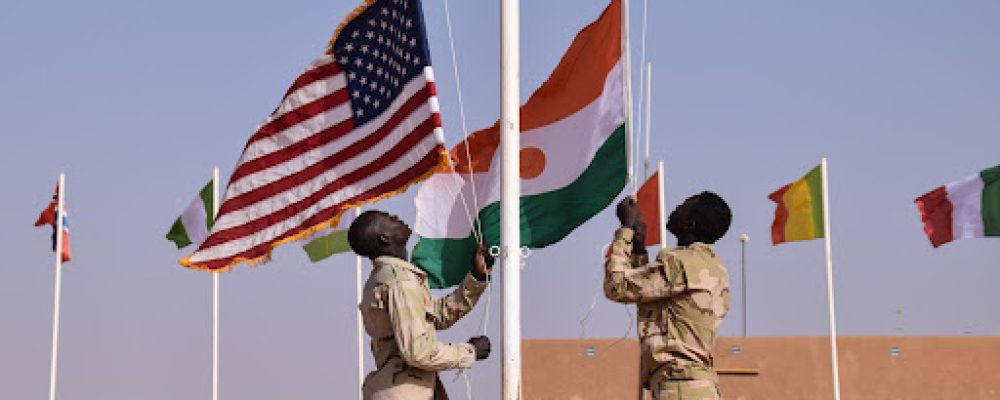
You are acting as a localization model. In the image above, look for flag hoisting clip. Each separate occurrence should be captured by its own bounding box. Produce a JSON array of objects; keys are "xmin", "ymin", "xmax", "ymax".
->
[{"xmin": 488, "ymin": 245, "xmax": 531, "ymax": 269}]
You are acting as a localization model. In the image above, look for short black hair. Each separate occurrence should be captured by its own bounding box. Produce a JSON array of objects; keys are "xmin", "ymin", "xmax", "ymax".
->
[
  {"xmin": 691, "ymin": 191, "xmax": 731, "ymax": 244},
  {"xmin": 347, "ymin": 210, "xmax": 389, "ymax": 258}
]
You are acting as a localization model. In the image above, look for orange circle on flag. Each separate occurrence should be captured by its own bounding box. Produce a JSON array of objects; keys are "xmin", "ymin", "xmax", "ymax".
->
[{"xmin": 520, "ymin": 147, "xmax": 546, "ymax": 180}]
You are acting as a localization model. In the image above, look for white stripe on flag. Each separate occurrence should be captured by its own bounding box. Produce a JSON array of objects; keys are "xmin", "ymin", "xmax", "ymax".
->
[
  {"xmin": 234, "ymin": 73, "xmax": 426, "ymax": 185},
  {"xmin": 179, "ymin": 195, "xmax": 209, "ymax": 245},
  {"xmin": 189, "ymin": 134, "xmax": 442, "ymax": 264},
  {"xmin": 947, "ymin": 173, "xmax": 985, "ymax": 240},
  {"xmin": 216, "ymin": 101, "xmax": 435, "ymax": 231}
]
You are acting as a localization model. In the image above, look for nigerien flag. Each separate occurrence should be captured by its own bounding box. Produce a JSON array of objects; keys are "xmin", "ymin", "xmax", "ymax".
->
[
  {"xmin": 915, "ymin": 165, "xmax": 1000, "ymax": 248},
  {"xmin": 413, "ymin": 0, "xmax": 627, "ymax": 288},
  {"xmin": 769, "ymin": 164, "xmax": 824, "ymax": 245}
]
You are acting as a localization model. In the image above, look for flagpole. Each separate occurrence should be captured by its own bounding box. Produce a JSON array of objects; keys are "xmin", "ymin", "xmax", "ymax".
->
[
  {"xmin": 656, "ymin": 161, "xmax": 666, "ymax": 251},
  {"xmin": 820, "ymin": 157, "xmax": 842, "ymax": 400},
  {"xmin": 212, "ymin": 167, "xmax": 220, "ymax": 400},
  {"xmin": 739, "ymin": 233, "xmax": 749, "ymax": 337},
  {"xmin": 644, "ymin": 63, "xmax": 652, "ymax": 179},
  {"xmin": 48, "ymin": 173, "xmax": 65, "ymax": 400},
  {"xmin": 500, "ymin": 0, "xmax": 521, "ymax": 397},
  {"xmin": 622, "ymin": 0, "xmax": 635, "ymax": 195},
  {"xmin": 354, "ymin": 207, "xmax": 364, "ymax": 400}
]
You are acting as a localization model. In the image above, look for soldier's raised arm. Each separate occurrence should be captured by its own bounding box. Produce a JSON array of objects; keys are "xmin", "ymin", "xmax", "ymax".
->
[
  {"xmin": 603, "ymin": 226, "xmax": 687, "ymax": 303},
  {"xmin": 426, "ymin": 244, "xmax": 492, "ymax": 330},
  {"xmin": 386, "ymin": 277, "xmax": 478, "ymax": 372}
]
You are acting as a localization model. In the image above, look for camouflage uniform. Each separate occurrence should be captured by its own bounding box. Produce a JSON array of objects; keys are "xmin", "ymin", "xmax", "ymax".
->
[
  {"xmin": 604, "ymin": 228, "xmax": 730, "ymax": 400},
  {"xmin": 360, "ymin": 256, "xmax": 487, "ymax": 400}
]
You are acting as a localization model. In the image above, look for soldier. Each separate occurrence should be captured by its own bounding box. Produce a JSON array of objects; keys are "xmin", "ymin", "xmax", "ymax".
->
[
  {"xmin": 348, "ymin": 210, "xmax": 493, "ymax": 400},
  {"xmin": 603, "ymin": 192, "xmax": 732, "ymax": 400}
]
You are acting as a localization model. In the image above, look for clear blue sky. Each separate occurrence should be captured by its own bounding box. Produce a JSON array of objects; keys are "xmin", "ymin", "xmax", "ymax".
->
[{"xmin": 2, "ymin": 0, "xmax": 998, "ymax": 398}]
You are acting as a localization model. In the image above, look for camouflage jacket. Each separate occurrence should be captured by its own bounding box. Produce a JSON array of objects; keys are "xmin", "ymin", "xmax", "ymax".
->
[
  {"xmin": 360, "ymin": 256, "xmax": 487, "ymax": 400},
  {"xmin": 603, "ymin": 227, "xmax": 730, "ymax": 385}
]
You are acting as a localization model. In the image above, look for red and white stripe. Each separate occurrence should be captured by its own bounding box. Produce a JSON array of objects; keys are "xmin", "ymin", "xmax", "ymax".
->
[{"xmin": 183, "ymin": 55, "xmax": 446, "ymax": 271}]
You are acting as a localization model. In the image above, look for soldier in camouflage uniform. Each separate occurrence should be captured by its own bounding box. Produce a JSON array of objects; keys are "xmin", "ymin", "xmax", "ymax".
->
[
  {"xmin": 348, "ymin": 210, "xmax": 493, "ymax": 400},
  {"xmin": 604, "ymin": 193, "xmax": 732, "ymax": 400}
]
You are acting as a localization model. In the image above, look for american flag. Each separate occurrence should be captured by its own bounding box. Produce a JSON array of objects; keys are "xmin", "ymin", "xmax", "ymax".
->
[{"xmin": 182, "ymin": 0, "xmax": 448, "ymax": 271}]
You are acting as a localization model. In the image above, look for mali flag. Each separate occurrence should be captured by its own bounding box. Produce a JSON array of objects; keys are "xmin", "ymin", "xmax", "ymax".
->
[{"xmin": 769, "ymin": 165, "xmax": 824, "ymax": 245}]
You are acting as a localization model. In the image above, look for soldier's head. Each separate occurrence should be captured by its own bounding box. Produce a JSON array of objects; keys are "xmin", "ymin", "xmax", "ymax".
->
[
  {"xmin": 667, "ymin": 191, "xmax": 731, "ymax": 246},
  {"xmin": 347, "ymin": 210, "xmax": 412, "ymax": 260}
]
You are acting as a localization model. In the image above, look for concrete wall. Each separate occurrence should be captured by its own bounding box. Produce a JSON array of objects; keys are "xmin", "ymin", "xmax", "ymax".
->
[{"xmin": 523, "ymin": 336, "xmax": 1000, "ymax": 400}]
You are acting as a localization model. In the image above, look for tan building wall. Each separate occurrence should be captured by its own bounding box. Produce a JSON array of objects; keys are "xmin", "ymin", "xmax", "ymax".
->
[{"xmin": 523, "ymin": 336, "xmax": 1000, "ymax": 400}]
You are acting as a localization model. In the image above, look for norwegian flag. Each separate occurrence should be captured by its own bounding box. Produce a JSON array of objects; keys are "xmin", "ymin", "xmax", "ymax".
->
[
  {"xmin": 35, "ymin": 183, "xmax": 71, "ymax": 263},
  {"xmin": 182, "ymin": 0, "xmax": 448, "ymax": 271}
]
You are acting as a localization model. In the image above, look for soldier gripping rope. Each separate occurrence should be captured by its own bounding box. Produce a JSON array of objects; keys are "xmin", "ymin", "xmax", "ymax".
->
[
  {"xmin": 348, "ymin": 210, "xmax": 493, "ymax": 400},
  {"xmin": 604, "ymin": 193, "xmax": 733, "ymax": 400}
]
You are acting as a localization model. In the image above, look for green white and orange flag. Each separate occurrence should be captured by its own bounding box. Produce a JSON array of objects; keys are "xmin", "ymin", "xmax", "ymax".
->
[
  {"xmin": 769, "ymin": 165, "xmax": 824, "ymax": 245},
  {"xmin": 412, "ymin": 0, "xmax": 627, "ymax": 288},
  {"xmin": 914, "ymin": 165, "xmax": 1000, "ymax": 248}
]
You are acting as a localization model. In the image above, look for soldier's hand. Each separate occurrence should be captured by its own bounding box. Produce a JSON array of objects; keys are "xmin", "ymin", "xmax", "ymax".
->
[
  {"xmin": 471, "ymin": 244, "xmax": 494, "ymax": 281},
  {"xmin": 617, "ymin": 197, "xmax": 640, "ymax": 228},
  {"xmin": 468, "ymin": 336, "xmax": 491, "ymax": 360}
]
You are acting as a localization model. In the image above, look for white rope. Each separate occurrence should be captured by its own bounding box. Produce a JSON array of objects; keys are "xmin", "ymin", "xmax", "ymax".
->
[
  {"xmin": 439, "ymin": 3, "xmax": 494, "ymax": 399},
  {"xmin": 477, "ymin": 273, "xmax": 494, "ymax": 336},
  {"xmin": 578, "ymin": 290, "xmax": 600, "ymax": 338},
  {"xmin": 442, "ymin": 0, "xmax": 484, "ymax": 242},
  {"xmin": 578, "ymin": 243, "xmax": 636, "ymax": 351}
]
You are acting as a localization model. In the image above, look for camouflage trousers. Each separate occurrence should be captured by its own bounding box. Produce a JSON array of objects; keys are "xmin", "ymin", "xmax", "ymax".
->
[
  {"xmin": 647, "ymin": 365, "xmax": 721, "ymax": 400},
  {"xmin": 651, "ymin": 379, "xmax": 721, "ymax": 400}
]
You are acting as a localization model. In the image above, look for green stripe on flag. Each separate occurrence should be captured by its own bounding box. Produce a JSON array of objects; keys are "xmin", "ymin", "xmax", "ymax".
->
[
  {"xmin": 980, "ymin": 165, "xmax": 1000, "ymax": 236},
  {"xmin": 166, "ymin": 218, "xmax": 192, "ymax": 249},
  {"xmin": 303, "ymin": 230, "xmax": 353, "ymax": 262},
  {"xmin": 804, "ymin": 165, "xmax": 825, "ymax": 236},
  {"xmin": 200, "ymin": 181, "xmax": 215, "ymax": 230},
  {"xmin": 413, "ymin": 126, "xmax": 627, "ymax": 288}
]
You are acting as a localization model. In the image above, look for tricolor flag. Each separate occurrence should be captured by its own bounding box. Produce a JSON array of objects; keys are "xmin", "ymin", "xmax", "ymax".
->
[
  {"xmin": 35, "ymin": 183, "xmax": 71, "ymax": 262},
  {"xmin": 769, "ymin": 164, "xmax": 824, "ymax": 245},
  {"xmin": 915, "ymin": 165, "xmax": 1000, "ymax": 248},
  {"xmin": 301, "ymin": 211, "xmax": 355, "ymax": 263},
  {"xmin": 636, "ymin": 171, "xmax": 661, "ymax": 247},
  {"xmin": 166, "ymin": 179, "xmax": 215, "ymax": 249},
  {"xmin": 413, "ymin": 0, "xmax": 627, "ymax": 288},
  {"xmin": 182, "ymin": 0, "xmax": 449, "ymax": 271}
]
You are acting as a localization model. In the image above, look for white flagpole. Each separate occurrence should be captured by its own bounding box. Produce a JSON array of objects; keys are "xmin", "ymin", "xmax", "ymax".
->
[
  {"xmin": 500, "ymin": 0, "xmax": 521, "ymax": 397},
  {"xmin": 644, "ymin": 63, "xmax": 652, "ymax": 178},
  {"xmin": 820, "ymin": 157, "xmax": 842, "ymax": 400},
  {"xmin": 656, "ymin": 161, "xmax": 666, "ymax": 251},
  {"xmin": 48, "ymin": 173, "xmax": 65, "ymax": 400},
  {"xmin": 212, "ymin": 167, "xmax": 220, "ymax": 400},
  {"xmin": 354, "ymin": 207, "xmax": 364, "ymax": 400},
  {"xmin": 622, "ymin": 0, "xmax": 635, "ymax": 195}
]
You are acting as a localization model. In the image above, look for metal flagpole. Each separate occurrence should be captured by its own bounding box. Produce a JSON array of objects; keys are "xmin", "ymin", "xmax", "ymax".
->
[
  {"xmin": 212, "ymin": 167, "xmax": 220, "ymax": 400},
  {"xmin": 656, "ymin": 161, "xmax": 666, "ymax": 251},
  {"xmin": 820, "ymin": 157, "xmax": 842, "ymax": 400},
  {"xmin": 644, "ymin": 63, "xmax": 652, "ymax": 179},
  {"xmin": 500, "ymin": 0, "xmax": 521, "ymax": 397},
  {"xmin": 355, "ymin": 207, "xmax": 364, "ymax": 400},
  {"xmin": 48, "ymin": 173, "xmax": 65, "ymax": 400},
  {"xmin": 622, "ymin": 0, "xmax": 634, "ymax": 195},
  {"xmin": 739, "ymin": 233, "xmax": 749, "ymax": 337}
]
